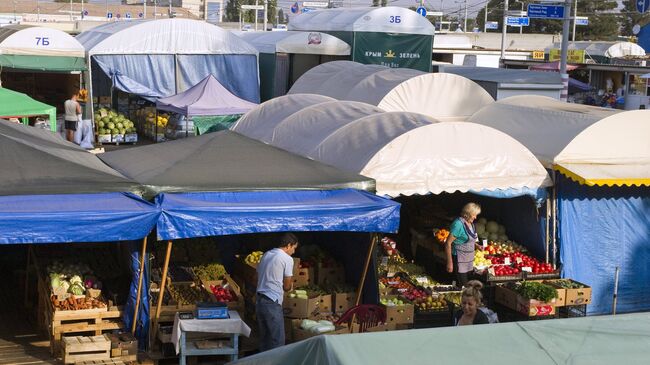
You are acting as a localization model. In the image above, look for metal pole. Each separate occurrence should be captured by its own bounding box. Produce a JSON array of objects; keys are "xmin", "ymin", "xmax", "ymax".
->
[
  {"xmin": 131, "ymin": 237, "xmax": 148, "ymax": 334},
  {"xmin": 440, "ymin": 0, "xmax": 443, "ymax": 28},
  {"xmin": 559, "ymin": 0, "xmax": 572, "ymax": 102},
  {"xmin": 464, "ymin": 0, "xmax": 468, "ymax": 33},
  {"xmin": 484, "ymin": 2, "xmax": 488, "ymax": 32},
  {"xmin": 545, "ymin": 196, "xmax": 550, "ymax": 264},
  {"xmin": 144, "ymin": 0, "xmax": 147, "ymax": 18},
  {"xmin": 552, "ymin": 170, "xmax": 558, "ymax": 269},
  {"xmin": 572, "ymin": 0, "xmax": 577, "ymax": 41},
  {"xmin": 81, "ymin": 0, "xmax": 84, "ymax": 19},
  {"xmin": 519, "ymin": 1, "xmax": 523, "ymax": 34},
  {"xmin": 255, "ymin": 0, "xmax": 259, "ymax": 31},
  {"xmin": 169, "ymin": 0, "xmax": 172, "ymax": 17},
  {"xmin": 500, "ymin": 0, "xmax": 509, "ymax": 63},
  {"xmin": 264, "ymin": 0, "xmax": 268, "ymax": 31},
  {"xmin": 106, "ymin": 0, "xmax": 108, "ymax": 19},
  {"xmin": 154, "ymin": 0, "xmax": 157, "ymax": 19},
  {"xmin": 612, "ymin": 267, "xmax": 620, "ymax": 315}
]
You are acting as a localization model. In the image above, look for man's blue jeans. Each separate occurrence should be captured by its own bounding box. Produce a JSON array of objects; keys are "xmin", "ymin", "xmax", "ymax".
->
[{"xmin": 256, "ymin": 294, "xmax": 285, "ymax": 352}]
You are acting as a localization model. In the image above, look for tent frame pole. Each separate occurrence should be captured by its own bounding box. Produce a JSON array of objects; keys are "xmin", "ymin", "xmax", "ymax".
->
[
  {"xmin": 24, "ymin": 246, "xmax": 32, "ymax": 307},
  {"xmin": 545, "ymin": 196, "xmax": 551, "ymax": 264},
  {"xmin": 152, "ymin": 240, "xmax": 173, "ymax": 340},
  {"xmin": 355, "ymin": 233, "xmax": 378, "ymax": 307},
  {"xmin": 131, "ymin": 236, "xmax": 148, "ymax": 334},
  {"xmin": 552, "ymin": 170, "xmax": 558, "ymax": 269}
]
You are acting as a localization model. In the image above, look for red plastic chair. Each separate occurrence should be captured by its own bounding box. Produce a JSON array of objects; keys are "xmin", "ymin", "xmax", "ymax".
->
[{"xmin": 335, "ymin": 304, "xmax": 386, "ymax": 333}]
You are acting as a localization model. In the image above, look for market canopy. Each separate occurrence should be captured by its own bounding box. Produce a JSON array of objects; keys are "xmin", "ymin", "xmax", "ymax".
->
[
  {"xmin": 0, "ymin": 25, "xmax": 86, "ymax": 72},
  {"xmin": 230, "ymin": 312, "xmax": 650, "ymax": 365},
  {"xmin": 288, "ymin": 61, "xmax": 494, "ymax": 120},
  {"xmin": 235, "ymin": 31, "xmax": 351, "ymax": 55},
  {"xmin": 0, "ymin": 88, "xmax": 57, "ymax": 132},
  {"xmin": 0, "ymin": 119, "xmax": 143, "ymax": 196},
  {"xmin": 156, "ymin": 189, "xmax": 400, "ymax": 240},
  {"xmin": 156, "ymin": 74, "xmax": 258, "ymax": 116},
  {"xmin": 98, "ymin": 130, "xmax": 376, "ymax": 196},
  {"xmin": 469, "ymin": 96, "xmax": 650, "ymax": 187},
  {"xmin": 77, "ymin": 18, "xmax": 259, "ymax": 102},
  {"xmin": 546, "ymin": 41, "xmax": 646, "ymax": 60},
  {"xmin": 288, "ymin": 7, "xmax": 435, "ymax": 35},
  {"xmin": 232, "ymin": 97, "xmax": 552, "ymax": 198}
]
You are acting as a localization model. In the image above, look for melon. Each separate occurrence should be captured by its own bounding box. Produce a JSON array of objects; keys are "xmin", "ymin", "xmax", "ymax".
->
[
  {"xmin": 497, "ymin": 225, "xmax": 506, "ymax": 235},
  {"xmin": 488, "ymin": 232, "xmax": 499, "ymax": 241},
  {"xmin": 476, "ymin": 223, "xmax": 486, "ymax": 235},
  {"xmin": 486, "ymin": 221, "xmax": 499, "ymax": 234},
  {"xmin": 477, "ymin": 218, "xmax": 487, "ymax": 226}
]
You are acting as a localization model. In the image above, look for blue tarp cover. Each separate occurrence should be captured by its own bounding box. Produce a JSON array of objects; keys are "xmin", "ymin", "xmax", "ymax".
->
[
  {"xmin": 156, "ymin": 189, "xmax": 401, "ymax": 240},
  {"xmin": 0, "ymin": 193, "xmax": 160, "ymax": 244},
  {"xmin": 558, "ymin": 175, "xmax": 650, "ymax": 315}
]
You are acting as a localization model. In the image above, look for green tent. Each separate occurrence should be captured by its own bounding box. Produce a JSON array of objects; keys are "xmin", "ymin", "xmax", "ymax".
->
[
  {"xmin": 229, "ymin": 313, "xmax": 650, "ymax": 365},
  {"xmin": 0, "ymin": 88, "xmax": 57, "ymax": 132}
]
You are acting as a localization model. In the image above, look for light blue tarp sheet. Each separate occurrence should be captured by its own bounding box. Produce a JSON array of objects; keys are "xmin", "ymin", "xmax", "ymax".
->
[
  {"xmin": 558, "ymin": 175, "xmax": 650, "ymax": 315},
  {"xmin": 156, "ymin": 189, "xmax": 401, "ymax": 240},
  {"xmin": 94, "ymin": 54, "xmax": 260, "ymax": 102},
  {"xmin": 0, "ymin": 193, "xmax": 159, "ymax": 244},
  {"xmin": 229, "ymin": 312, "xmax": 650, "ymax": 365}
]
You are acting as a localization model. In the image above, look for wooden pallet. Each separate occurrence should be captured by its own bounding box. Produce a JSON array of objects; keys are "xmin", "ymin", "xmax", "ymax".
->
[
  {"xmin": 75, "ymin": 360, "xmax": 126, "ymax": 365},
  {"xmin": 63, "ymin": 335, "xmax": 111, "ymax": 364}
]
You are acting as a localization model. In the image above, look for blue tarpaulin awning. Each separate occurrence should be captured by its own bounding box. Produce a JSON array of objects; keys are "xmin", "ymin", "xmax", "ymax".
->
[
  {"xmin": 156, "ymin": 189, "xmax": 401, "ymax": 240},
  {"xmin": 0, "ymin": 193, "xmax": 160, "ymax": 244}
]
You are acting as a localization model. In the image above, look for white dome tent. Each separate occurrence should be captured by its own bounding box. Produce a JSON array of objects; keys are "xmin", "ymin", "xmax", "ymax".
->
[
  {"xmin": 468, "ymin": 95, "xmax": 650, "ymax": 185},
  {"xmin": 288, "ymin": 7, "xmax": 435, "ymax": 72},
  {"xmin": 288, "ymin": 61, "xmax": 494, "ymax": 121},
  {"xmin": 233, "ymin": 95, "xmax": 551, "ymax": 197},
  {"xmin": 77, "ymin": 18, "xmax": 260, "ymax": 120}
]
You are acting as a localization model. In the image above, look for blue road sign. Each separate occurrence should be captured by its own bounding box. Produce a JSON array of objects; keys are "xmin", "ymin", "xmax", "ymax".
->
[
  {"xmin": 83, "ymin": 10, "xmax": 89, "ymax": 16},
  {"xmin": 416, "ymin": 6, "xmax": 427, "ymax": 17},
  {"xmin": 486, "ymin": 21, "xmax": 499, "ymax": 30},
  {"xmin": 302, "ymin": 7, "xmax": 315, "ymax": 13},
  {"xmin": 107, "ymin": 12, "xmax": 112, "ymax": 19},
  {"xmin": 125, "ymin": 12, "xmax": 131, "ymax": 19},
  {"xmin": 507, "ymin": 16, "xmax": 529, "ymax": 26},
  {"xmin": 138, "ymin": 12, "xmax": 144, "ymax": 18},
  {"xmin": 575, "ymin": 17, "xmax": 588, "ymax": 26},
  {"xmin": 637, "ymin": 0, "xmax": 650, "ymax": 13},
  {"xmin": 290, "ymin": 1, "xmax": 299, "ymax": 14},
  {"xmin": 527, "ymin": 4, "xmax": 565, "ymax": 19}
]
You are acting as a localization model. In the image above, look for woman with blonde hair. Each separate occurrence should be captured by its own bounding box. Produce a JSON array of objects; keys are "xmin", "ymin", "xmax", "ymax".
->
[
  {"xmin": 445, "ymin": 202, "xmax": 482, "ymax": 287},
  {"xmin": 454, "ymin": 280, "xmax": 489, "ymax": 325}
]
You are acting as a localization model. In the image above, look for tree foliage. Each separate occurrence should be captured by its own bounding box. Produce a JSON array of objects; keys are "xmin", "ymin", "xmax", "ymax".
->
[
  {"xmin": 573, "ymin": 0, "xmax": 619, "ymax": 41},
  {"xmin": 620, "ymin": 0, "xmax": 650, "ymax": 36}
]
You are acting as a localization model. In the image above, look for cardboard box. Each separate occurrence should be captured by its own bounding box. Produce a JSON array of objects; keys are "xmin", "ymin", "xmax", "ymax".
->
[
  {"xmin": 317, "ymin": 263, "xmax": 346, "ymax": 286},
  {"xmin": 99, "ymin": 96, "xmax": 111, "ymax": 105},
  {"xmin": 293, "ymin": 266, "xmax": 314, "ymax": 287},
  {"xmin": 318, "ymin": 294, "xmax": 333, "ymax": 314},
  {"xmin": 107, "ymin": 333, "xmax": 137, "ymax": 360},
  {"xmin": 201, "ymin": 274, "xmax": 245, "ymax": 313},
  {"xmin": 531, "ymin": 280, "xmax": 566, "ymax": 307},
  {"xmin": 380, "ymin": 295, "xmax": 414, "ymax": 324},
  {"xmin": 365, "ymin": 323, "xmax": 410, "ymax": 332},
  {"xmin": 97, "ymin": 134, "xmax": 112, "ymax": 143},
  {"xmin": 124, "ymin": 133, "xmax": 138, "ymax": 143},
  {"xmin": 495, "ymin": 285, "xmax": 556, "ymax": 317},
  {"xmin": 333, "ymin": 292, "xmax": 356, "ymax": 314},
  {"xmin": 283, "ymin": 292, "xmax": 322, "ymax": 319},
  {"xmin": 550, "ymin": 280, "xmax": 592, "ymax": 305},
  {"xmin": 112, "ymin": 134, "xmax": 125, "ymax": 143},
  {"xmin": 233, "ymin": 256, "xmax": 258, "ymax": 287},
  {"xmin": 291, "ymin": 319, "xmax": 350, "ymax": 342}
]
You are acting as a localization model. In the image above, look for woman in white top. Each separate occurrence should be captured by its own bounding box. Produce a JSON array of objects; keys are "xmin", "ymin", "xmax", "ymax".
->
[{"xmin": 64, "ymin": 90, "xmax": 81, "ymax": 142}]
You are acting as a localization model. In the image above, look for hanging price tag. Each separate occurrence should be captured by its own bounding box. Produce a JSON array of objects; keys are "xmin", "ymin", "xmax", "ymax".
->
[
  {"xmin": 488, "ymin": 267, "xmax": 496, "ymax": 276},
  {"xmin": 516, "ymin": 257, "xmax": 523, "ymax": 264},
  {"xmin": 521, "ymin": 267, "xmax": 533, "ymax": 273},
  {"xmin": 416, "ymin": 276, "xmax": 429, "ymax": 284},
  {"xmin": 381, "ymin": 257, "xmax": 389, "ymax": 266},
  {"xmin": 482, "ymin": 239, "xmax": 488, "ymax": 248},
  {"xmin": 504, "ymin": 257, "xmax": 511, "ymax": 265}
]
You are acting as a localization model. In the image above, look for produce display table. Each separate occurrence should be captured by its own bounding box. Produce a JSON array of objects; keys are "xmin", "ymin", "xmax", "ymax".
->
[{"xmin": 172, "ymin": 311, "xmax": 251, "ymax": 364}]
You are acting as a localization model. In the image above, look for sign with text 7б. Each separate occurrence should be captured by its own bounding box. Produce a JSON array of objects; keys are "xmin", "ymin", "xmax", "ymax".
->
[{"xmin": 527, "ymin": 4, "xmax": 564, "ymax": 19}]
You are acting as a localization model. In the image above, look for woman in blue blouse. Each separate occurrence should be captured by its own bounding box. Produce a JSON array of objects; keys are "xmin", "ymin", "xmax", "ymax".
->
[{"xmin": 445, "ymin": 203, "xmax": 482, "ymax": 287}]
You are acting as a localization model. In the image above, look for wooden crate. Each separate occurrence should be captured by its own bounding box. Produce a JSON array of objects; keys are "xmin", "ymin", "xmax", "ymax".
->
[
  {"xmin": 63, "ymin": 335, "xmax": 111, "ymax": 364},
  {"xmin": 48, "ymin": 306, "xmax": 124, "ymax": 355},
  {"xmin": 75, "ymin": 360, "xmax": 126, "ymax": 365}
]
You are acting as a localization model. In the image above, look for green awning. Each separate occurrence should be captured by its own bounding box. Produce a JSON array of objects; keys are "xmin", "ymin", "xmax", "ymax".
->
[
  {"xmin": 193, "ymin": 115, "xmax": 242, "ymax": 135},
  {"xmin": 0, "ymin": 54, "xmax": 86, "ymax": 72},
  {"xmin": 0, "ymin": 88, "xmax": 57, "ymax": 132}
]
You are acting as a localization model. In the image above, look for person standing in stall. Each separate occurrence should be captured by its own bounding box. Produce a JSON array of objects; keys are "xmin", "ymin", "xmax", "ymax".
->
[
  {"xmin": 64, "ymin": 90, "xmax": 82, "ymax": 142},
  {"xmin": 445, "ymin": 203, "xmax": 482, "ymax": 287},
  {"xmin": 256, "ymin": 233, "xmax": 299, "ymax": 351}
]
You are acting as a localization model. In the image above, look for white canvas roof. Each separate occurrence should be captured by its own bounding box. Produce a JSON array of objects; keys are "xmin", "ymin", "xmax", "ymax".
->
[
  {"xmin": 233, "ymin": 96, "xmax": 552, "ymax": 196},
  {"xmin": 469, "ymin": 96, "xmax": 650, "ymax": 187},
  {"xmin": 234, "ymin": 31, "xmax": 350, "ymax": 55},
  {"xmin": 288, "ymin": 7, "xmax": 435, "ymax": 36},
  {"xmin": 77, "ymin": 18, "xmax": 257, "ymax": 56},
  {"xmin": 0, "ymin": 25, "xmax": 85, "ymax": 57},
  {"xmin": 289, "ymin": 61, "xmax": 494, "ymax": 120}
]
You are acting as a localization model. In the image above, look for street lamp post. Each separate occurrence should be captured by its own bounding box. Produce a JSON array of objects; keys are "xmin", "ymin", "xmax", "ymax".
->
[
  {"xmin": 515, "ymin": 0, "xmax": 524, "ymax": 34},
  {"xmin": 13, "ymin": 0, "xmax": 17, "ymax": 22},
  {"xmin": 572, "ymin": 0, "xmax": 577, "ymax": 41},
  {"xmin": 484, "ymin": 2, "xmax": 488, "ymax": 33},
  {"xmin": 500, "ymin": 0, "xmax": 509, "ymax": 63}
]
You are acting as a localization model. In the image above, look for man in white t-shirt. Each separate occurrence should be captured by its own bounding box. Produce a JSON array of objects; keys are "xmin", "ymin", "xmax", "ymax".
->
[{"xmin": 256, "ymin": 233, "xmax": 298, "ymax": 351}]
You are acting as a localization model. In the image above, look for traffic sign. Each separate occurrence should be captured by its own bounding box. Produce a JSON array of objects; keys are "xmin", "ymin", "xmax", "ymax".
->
[
  {"xmin": 486, "ymin": 21, "xmax": 499, "ymax": 30},
  {"xmin": 637, "ymin": 0, "xmax": 650, "ymax": 13},
  {"xmin": 138, "ymin": 12, "xmax": 144, "ymax": 18},
  {"xmin": 507, "ymin": 16, "xmax": 529, "ymax": 26},
  {"xmin": 82, "ymin": 10, "xmax": 89, "ymax": 16},
  {"xmin": 290, "ymin": 2, "xmax": 300, "ymax": 14},
  {"xmin": 303, "ymin": 1, "xmax": 328, "ymax": 7},
  {"xmin": 116, "ymin": 13, "xmax": 121, "ymax": 19},
  {"xmin": 416, "ymin": 6, "xmax": 427, "ymax": 17},
  {"xmin": 575, "ymin": 16, "xmax": 588, "ymax": 26},
  {"xmin": 302, "ymin": 7, "xmax": 316, "ymax": 13},
  {"xmin": 527, "ymin": 4, "xmax": 564, "ymax": 19},
  {"xmin": 107, "ymin": 12, "xmax": 112, "ymax": 19},
  {"xmin": 125, "ymin": 12, "xmax": 132, "ymax": 19}
]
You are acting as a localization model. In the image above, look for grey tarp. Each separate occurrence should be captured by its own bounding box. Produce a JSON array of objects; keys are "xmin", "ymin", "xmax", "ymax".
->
[
  {"xmin": 0, "ymin": 120, "xmax": 142, "ymax": 196},
  {"xmin": 98, "ymin": 130, "xmax": 375, "ymax": 196},
  {"xmin": 229, "ymin": 312, "xmax": 650, "ymax": 365},
  {"xmin": 156, "ymin": 74, "xmax": 258, "ymax": 117}
]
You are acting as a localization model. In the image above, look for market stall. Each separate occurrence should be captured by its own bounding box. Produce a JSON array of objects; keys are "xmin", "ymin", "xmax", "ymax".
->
[
  {"xmin": 0, "ymin": 87, "xmax": 57, "ymax": 132},
  {"xmin": 99, "ymin": 130, "xmax": 401, "ymax": 355},
  {"xmin": 232, "ymin": 96, "xmax": 563, "ymax": 324},
  {"xmin": 156, "ymin": 74, "xmax": 258, "ymax": 138},
  {"xmin": 0, "ymin": 25, "xmax": 86, "ymax": 124},
  {"xmin": 0, "ymin": 120, "xmax": 159, "ymax": 362},
  {"xmin": 469, "ymin": 96, "xmax": 650, "ymax": 314},
  {"xmin": 235, "ymin": 31, "xmax": 351, "ymax": 101},
  {"xmin": 288, "ymin": 7, "xmax": 435, "ymax": 72},
  {"xmin": 76, "ymin": 18, "xmax": 259, "ymax": 143},
  {"xmin": 288, "ymin": 61, "xmax": 494, "ymax": 120}
]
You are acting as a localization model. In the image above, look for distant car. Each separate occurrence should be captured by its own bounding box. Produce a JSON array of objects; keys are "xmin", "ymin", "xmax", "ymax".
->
[
  {"xmin": 272, "ymin": 24, "xmax": 288, "ymax": 31},
  {"xmin": 241, "ymin": 24, "xmax": 252, "ymax": 31}
]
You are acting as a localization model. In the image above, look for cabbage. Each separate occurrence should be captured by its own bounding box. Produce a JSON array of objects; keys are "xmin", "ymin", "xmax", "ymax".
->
[
  {"xmin": 70, "ymin": 275, "xmax": 83, "ymax": 285},
  {"xmin": 50, "ymin": 274, "xmax": 62, "ymax": 289},
  {"xmin": 59, "ymin": 280, "xmax": 70, "ymax": 293},
  {"xmin": 69, "ymin": 283, "xmax": 85, "ymax": 296}
]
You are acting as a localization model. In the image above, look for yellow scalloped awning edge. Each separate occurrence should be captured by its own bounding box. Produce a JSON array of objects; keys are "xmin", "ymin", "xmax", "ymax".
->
[{"xmin": 553, "ymin": 164, "xmax": 650, "ymax": 187}]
